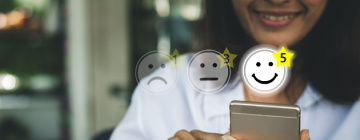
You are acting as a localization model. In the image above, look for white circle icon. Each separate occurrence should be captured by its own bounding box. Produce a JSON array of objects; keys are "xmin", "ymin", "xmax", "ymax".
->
[
  {"xmin": 241, "ymin": 45, "xmax": 290, "ymax": 96},
  {"xmin": 135, "ymin": 51, "xmax": 178, "ymax": 94},
  {"xmin": 188, "ymin": 50, "xmax": 231, "ymax": 94}
]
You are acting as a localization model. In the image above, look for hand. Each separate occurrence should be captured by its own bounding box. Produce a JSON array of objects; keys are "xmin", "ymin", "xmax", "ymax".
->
[
  {"xmin": 299, "ymin": 129, "xmax": 310, "ymax": 140},
  {"xmin": 168, "ymin": 130, "xmax": 222, "ymax": 140},
  {"xmin": 221, "ymin": 129, "xmax": 310, "ymax": 140},
  {"xmin": 169, "ymin": 129, "xmax": 310, "ymax": 140}
]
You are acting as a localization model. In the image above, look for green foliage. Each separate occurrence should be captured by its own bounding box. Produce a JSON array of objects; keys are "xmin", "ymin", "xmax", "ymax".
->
[
  {"xmin": 0, "ymin": 35, "xmax": 63, "ymax": 77},
  {"xmin": 0, "ymin": 0, "xmax": 17, "ymax": 13}
]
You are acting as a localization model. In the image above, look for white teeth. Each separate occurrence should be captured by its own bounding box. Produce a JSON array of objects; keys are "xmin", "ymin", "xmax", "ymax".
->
[
  {"xmin": 269, "ymin": 15, "xmax": 276, "ymax": 20},
  {"xmin": 259, "ymin": 13, "xmax": 295, "ymax": 21}
]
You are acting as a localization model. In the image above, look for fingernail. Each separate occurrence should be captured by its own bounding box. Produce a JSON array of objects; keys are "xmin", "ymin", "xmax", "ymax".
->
[{"xmin": 223, "ymin": 135, "xmax": 237, "ymax": 140}]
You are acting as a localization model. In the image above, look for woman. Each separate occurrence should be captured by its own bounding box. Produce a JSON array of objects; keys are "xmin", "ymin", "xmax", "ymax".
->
[{"xmin": 110, "ymin": 0, "xmax": 360, "ymax": 139}]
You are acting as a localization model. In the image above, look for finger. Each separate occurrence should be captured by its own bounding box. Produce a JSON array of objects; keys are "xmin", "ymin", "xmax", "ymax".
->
[
  {"xmin": 168, "ymin": 137, "xmax": 180, "ymax": 140},
  {"xmin": 220, "ymin": 135, "xmax": 237, "ymax": 140},
  {"xmin": 224, "ymin": 131, "xmax": 230, "ymax": 135},
  {"xmin": 190, "ymin": 130, "xmax": 222, "ymax": 140},
  {"xmin": 172, "ymin": 130, "xmax": 196, "ymax": 140},
  {"xmin": 300, "ymin": 129, "xmax": 310, "ymax": 140}
]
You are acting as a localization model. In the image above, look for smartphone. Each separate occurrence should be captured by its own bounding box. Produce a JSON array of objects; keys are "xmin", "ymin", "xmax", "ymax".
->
[{"xmin": 230, "ymin": 100, "xmax": 300, "ymax": 140}]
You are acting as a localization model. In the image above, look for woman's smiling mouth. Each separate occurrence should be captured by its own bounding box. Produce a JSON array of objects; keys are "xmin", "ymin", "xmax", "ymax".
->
[{"xmin": 253, "ymin": 10, "xmax": 302, "ymax": 28}]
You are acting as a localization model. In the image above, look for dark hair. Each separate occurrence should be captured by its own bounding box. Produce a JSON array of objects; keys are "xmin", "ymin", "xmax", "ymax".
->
[{"xmin": 196, "ymin": 0, "xmax": 360, "ymax": 103}]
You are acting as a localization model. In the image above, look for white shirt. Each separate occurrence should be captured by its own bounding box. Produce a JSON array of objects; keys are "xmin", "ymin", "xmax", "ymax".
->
[{"xmin": 110, "ymin": 54, "xmax": 360, "ymax": 140}]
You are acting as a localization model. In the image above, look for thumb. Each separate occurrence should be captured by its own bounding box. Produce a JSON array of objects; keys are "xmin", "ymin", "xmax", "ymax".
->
[{"xmin": 300, "ymin": 129, "xmax": 310, "ymax": 140}]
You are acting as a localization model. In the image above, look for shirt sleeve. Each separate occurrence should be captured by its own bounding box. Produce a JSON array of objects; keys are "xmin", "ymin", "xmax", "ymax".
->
[{"xmin": 110, "ymin": 87, "xmax": 147, "ymax": 140}]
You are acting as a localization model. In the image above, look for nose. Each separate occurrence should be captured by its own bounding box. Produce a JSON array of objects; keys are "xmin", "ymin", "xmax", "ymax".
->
[{"xmin": 265, "ymin": 0, "xmax": 290, "ymax": 4}]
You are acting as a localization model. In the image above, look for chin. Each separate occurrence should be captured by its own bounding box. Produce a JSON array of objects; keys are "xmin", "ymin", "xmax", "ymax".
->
[{"xmin": 255, "ymin": 36, "xmax": 297, "ymax": 47}]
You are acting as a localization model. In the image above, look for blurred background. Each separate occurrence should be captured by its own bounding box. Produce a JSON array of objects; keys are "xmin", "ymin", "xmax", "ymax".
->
[{"xmin": 0, "ymin": 0, "xmax": 200, "ymax": 139}]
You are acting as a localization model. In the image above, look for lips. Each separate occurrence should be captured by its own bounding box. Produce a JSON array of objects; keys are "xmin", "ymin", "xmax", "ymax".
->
[{"xmin": 253, "ymin": 10, "xmax": 301, "ymax": 28}]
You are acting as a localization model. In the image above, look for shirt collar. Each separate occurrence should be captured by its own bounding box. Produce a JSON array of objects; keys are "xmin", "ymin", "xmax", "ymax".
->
[{"xmin": 295, "ymin": 83, "xmax": 323, "ymax": 109}]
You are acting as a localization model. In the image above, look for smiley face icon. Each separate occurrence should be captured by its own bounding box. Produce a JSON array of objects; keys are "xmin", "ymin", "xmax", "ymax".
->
[
  {"xmin": 135, "ymin": 51, "xmax": 178, "ymax": 94},
  {"xmin": 240, "ymin": 45, "xmax": 290, "ymax": 96},
  {"xmin": 188, "ymin": 50, "xmax": 231, "ymax": 94}
]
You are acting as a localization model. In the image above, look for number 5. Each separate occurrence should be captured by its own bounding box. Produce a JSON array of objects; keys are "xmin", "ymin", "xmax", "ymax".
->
[{"xmin": 281, "ymin": 53, "xmax": 286, "ymax": 62}]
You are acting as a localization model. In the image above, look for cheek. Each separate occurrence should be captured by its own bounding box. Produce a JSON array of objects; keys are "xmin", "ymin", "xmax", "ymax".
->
[
  {"xmin": 303, "ymin": 0, "xmax": 327, "ymax": 24},
  {"xmin": 301, "ymin": 0, "xmax": 327, "ymax": 6},
  {"xmin": 232, "ymin": 0, "xmax": 253, "ymax": 32}
]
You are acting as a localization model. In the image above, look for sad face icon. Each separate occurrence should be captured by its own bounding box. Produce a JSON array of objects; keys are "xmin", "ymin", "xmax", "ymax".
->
[{"xmin": 135, "ymin": 51, "xmax": 178, "ymax": 94}]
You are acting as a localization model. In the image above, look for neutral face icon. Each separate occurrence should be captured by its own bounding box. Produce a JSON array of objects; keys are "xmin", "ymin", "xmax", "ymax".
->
[
  {"xmin": 241, "ymin": 45, "xmax": 289, "ymax": 96},
  {"xmin": 135, "ymin": 51, "xmax": 177, "ymax": 94},
  {"xmin": 188, "ymin": 50, "xmax": 231, "ymax": 93}
]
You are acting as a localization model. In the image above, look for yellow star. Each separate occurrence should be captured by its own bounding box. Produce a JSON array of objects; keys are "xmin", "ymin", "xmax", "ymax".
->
[
  {"xmin": 272, "ymin": 46, "xmax": 295, "ymax": 67},
  {"xmin": 168, "ymin": 49, "xmax": 186, "ymax": 68},
  {"xmin": 216, "ymin": 48, "xmax": 237, "ymax": 68}
]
